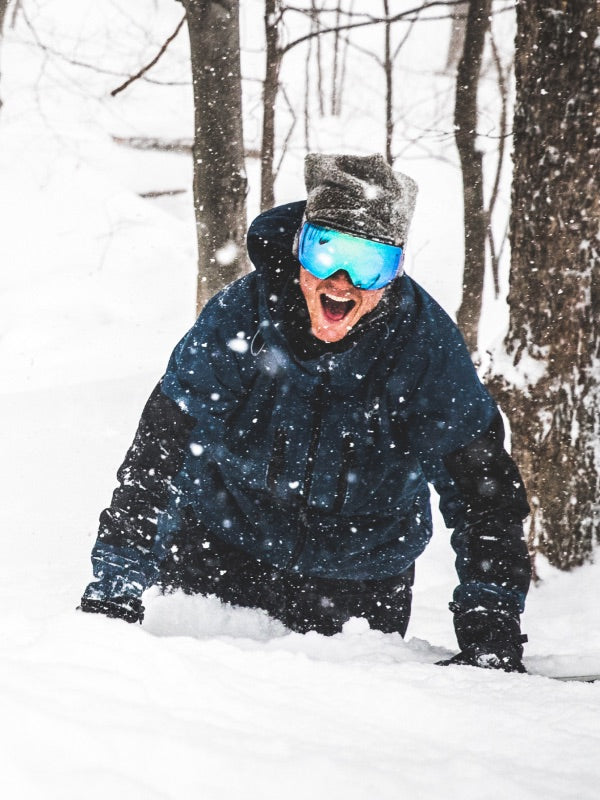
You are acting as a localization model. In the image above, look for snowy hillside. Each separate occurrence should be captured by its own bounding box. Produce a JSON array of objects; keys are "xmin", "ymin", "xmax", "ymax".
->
[{"xmin": 1, "ymin": 2, "xmax": 599, "ymax": 799}]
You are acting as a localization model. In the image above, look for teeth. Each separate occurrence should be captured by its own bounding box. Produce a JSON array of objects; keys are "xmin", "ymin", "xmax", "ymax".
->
[{"xmin": 324, "ymin": 293, "xmax": 353, "ymax": 302}]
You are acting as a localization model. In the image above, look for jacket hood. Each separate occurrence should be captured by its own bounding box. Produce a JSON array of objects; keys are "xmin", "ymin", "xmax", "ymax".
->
[{"xmin": 246, "ymin": 201, "xmax": 306, "ymax": 299}]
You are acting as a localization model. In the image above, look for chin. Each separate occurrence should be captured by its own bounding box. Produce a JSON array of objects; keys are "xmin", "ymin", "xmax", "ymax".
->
[{"xmin": 312, "ymin": 322, "xmax": 352, "ymax": 342}]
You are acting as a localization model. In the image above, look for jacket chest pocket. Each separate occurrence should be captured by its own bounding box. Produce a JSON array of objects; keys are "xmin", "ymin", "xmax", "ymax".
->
[
  {"xmin": 224, "ymin": 375, "xmax": 317, "ymax": 500},
  {"xmin": 309, "ymin": 403, "xmax": 417, "ymax": 513}
]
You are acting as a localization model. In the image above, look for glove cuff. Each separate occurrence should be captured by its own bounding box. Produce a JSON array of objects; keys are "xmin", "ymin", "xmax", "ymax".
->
[
  {"xmin": 83, "ymin": 573, "xmax": 144, "ymax": 602},
  {"xmin": 79, "ymin": 594, "xmax": 144, "ymax": 624}
]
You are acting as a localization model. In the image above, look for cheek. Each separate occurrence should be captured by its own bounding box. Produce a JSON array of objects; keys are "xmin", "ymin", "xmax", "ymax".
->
[
  {"xmin": 358, "ymin": 289, "xmax": 386, "ymax": 316},
  {"xmin": 299, "ymin": 270, "xmax": 319, "ymax": 307}
]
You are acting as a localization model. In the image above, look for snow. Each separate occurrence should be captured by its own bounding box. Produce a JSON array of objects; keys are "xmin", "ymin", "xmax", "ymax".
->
[{"xmin": 1, "ymin": 2, "xmax": 600, "ymax": 799}]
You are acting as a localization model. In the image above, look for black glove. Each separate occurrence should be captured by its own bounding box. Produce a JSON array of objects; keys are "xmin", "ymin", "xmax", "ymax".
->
[
  {"xmin": 437, "ymin": 607, "xmax": 527, "ymax": 673},
  {"xmin": 437, "ymin": 645, "xmax": 526, "ymax": 672},
  {"xmin": 79, "ymin": 594, "xmax": 144, "ymax": 624},
  {"xmin": 79, "ymin": 574, "xmax": 145, "ymax": 624}
]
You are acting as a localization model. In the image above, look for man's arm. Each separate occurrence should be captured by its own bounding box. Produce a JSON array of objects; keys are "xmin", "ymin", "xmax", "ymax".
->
[
  {"xmin": 396, "ymin": 293, "xmax": 531, "ymax": 670},
  {"xmin": 81, "ymin": 280, "xmax": 258, "ymax": 622},
  {"xmin": 438, "ymin": 413, "xmax": 531, "ymax": 671},
  {"xmin": 80, "ymin": 381, "xmax": 196, "ymax": 622}
]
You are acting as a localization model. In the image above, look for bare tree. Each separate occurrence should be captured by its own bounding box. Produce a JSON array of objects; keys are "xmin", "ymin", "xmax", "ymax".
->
[
  {"xmin": 111, "ymin": 14, "xmax": 187, "ymax": 97},
  {"xmin": 178, "ymin": 0, "xmax": 248, "ymax": 313},
  {"xmin": 0, "ymin": 1, "xmax": 9, "ymax": 35},
  {"xmin": 493, "ymin": 0, "xmax": 600, "ymax": 569},
  {"xmin": 330, "ymin": 1, "xmax": 342, "ymax": 115},
  {"xmin": 444, "ymin": 4, "xmax": 466, "ymax": 74},
  {"xmin": 454, "ymin": 0, "xmax": 491, "ymax": 354},
  {"xmin": 310, "ymin": 0, "xmax": 326, "ymax": 115},
  {"xmin": 485, "ymin": 31, "xmax": 511, "ymax": 298},
  {"xmin": 383, "ymin": 0, "xmax": 393, "ymax": 163},
  {"xmin": 261, "ymin": 0, "xmax": 282, "ymax": 210},
  {"xmin": 382, "ymin": 1, "xmax": 418, "ymax": 164},
  {"xmin": 0, "ymin": 0, "xmax": 11, "ymax": 110}
]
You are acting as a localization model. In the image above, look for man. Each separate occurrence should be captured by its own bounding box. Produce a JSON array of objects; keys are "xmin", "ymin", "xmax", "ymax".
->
[{"xmin": 81, "ymin": 154, "xmax": 531, "ymax": 672}]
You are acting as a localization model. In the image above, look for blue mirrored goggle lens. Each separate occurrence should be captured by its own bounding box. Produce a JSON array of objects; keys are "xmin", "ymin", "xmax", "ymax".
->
[{"xmin": 297, "ymin": 222, "xmax": 403, "ymax": 290}]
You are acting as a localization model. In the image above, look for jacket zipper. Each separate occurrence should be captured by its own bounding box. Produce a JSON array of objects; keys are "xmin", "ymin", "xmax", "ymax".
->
[
  {"xmin": 266, "ymin": 427, "xmax": 286, "ymax": 493},
  {"xmin": 332, "ymin": 436, "xmax": 355, "ymax": 514},
  {"xmin": 287, "ymin": 379, "xmax": 326, "ymax": 569}
]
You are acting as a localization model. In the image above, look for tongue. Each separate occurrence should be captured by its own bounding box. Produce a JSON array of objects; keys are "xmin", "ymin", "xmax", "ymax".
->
[{"xmin": 321, "ymin": 295, "xmax": 355, "ymax": 322}]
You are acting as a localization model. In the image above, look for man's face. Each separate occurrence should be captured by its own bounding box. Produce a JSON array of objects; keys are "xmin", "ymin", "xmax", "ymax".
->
[{"xmin": 299, "ymin": 267, "xmax": 386, "ymax": 343}]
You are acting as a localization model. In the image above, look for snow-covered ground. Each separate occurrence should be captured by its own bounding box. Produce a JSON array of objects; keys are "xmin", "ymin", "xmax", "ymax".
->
[{"xmin": 1, "ymin": 3, "xmax": 599, "ymax": 798}]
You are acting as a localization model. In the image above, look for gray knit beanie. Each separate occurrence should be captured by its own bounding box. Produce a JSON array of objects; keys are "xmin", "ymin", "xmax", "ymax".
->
[{"xmin": 304, "ymin": 153, "xmax": 418, "ymax": 247}]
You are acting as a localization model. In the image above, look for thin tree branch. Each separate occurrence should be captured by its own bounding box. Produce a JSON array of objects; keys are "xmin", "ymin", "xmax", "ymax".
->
[
  {"xmin": 393, "ymin": 15, "xmax": 419, "ymax": 60},
  {"xmin": 10, "ymin": 0, "xmax": 22, "ymax": 28},
  {"xmin": 282, "ymin": 0, "xmax": 515, "ymax": 53},
  {"xmin": 334, "ymin": 0, "xmax": 354, "ymax": 115},
  {"xmin": 282, "ymin": 0, "xmax": 471, "ymax": 54},
  {"xmin": 284, "ymin": 0, "xmax": 468, "ymax": 22},
  {"xmin": 485, "ymin": 32, "xmax": 511, "ymax": 297},
  {"xmin": 340, "ymin": 33, "xmax": 384, "ymax": 68},
  {"xmin": 18, "ymin": 9, "xmax": 188, "ymax": 86},
  {"xmin": 274, "ymin": 84, "xmax": 297, "ymax": 179},
  {"xmin": 111, "ymin": 14, "xmax": 187, "ymax": 97}
]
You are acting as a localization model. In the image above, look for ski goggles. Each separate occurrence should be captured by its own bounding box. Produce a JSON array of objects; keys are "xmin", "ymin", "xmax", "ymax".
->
[{"xmin": 297, "ymin": 221, "xmax": 404, "ymax": 290}]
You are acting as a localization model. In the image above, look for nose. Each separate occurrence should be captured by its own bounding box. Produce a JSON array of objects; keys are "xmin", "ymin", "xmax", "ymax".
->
[{"xmin": 327, "ymin": 269, "xmax": 354, "ymax": 286}]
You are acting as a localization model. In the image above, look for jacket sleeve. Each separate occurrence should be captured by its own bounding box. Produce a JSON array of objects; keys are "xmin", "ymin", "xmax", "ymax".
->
[
  {"xmin": 87, "ymin": 380, "xmax": 196, "ymax": 592},
  {"xmin": 441, "ymin": 412, "xmax": 531, "ymax": 618},
  {"xmin": 399, "ymin": 307, "xmax": 531, "ymax": 620},
  {"xmin": 97, "ymin": 380, "xmax": 196, "ymax": 551},
  {"xmin": 86, "ymin": 279, "xmax": 258, "ymax": 596}
]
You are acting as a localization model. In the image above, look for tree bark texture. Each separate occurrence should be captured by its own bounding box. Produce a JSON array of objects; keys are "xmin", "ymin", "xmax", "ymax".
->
[
  {"xmin": 180, "ymin": 0, "xmax": 248, "ymax": 313},
  {"xmin": 501, "ymin": 1, "xmax": 600, "ymax": 569},
  {"xmin": 260, "ymin": 0, "xmax": 281, "ymax": 211},
  {"xmin": 454, "ymin": 0, "xmax": 491, "ymax": 354}
]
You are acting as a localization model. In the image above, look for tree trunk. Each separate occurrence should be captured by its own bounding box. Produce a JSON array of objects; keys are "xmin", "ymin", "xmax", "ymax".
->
[
  {"xmin": 383, "ymin": 0, "xmax": 393, "ymax": 164},
  {"xmin": 310, "ymin": 0, "xmax": 325, "ymax": 116},
  {"xmin": 444, "ymin": 9, "xmax": 467, "ymax": 74},
  {"xmin": 0, "ymin": 0, "xmax": 9, "ymax": 32},
  {"xmin": 260, "ymin": 0, "xmax": 281, "ymax": 211},
  {"xmin": 330, "ymin": 2, "xmax": 341, "ymax": 116},
  {"xmin": 0, "ymin": 0, "xmax": 11, "ymax": 111},
  {"xmin": 497, "ymin": 1, "xmax": 600, "ymax": 569},
  {"xmin": 454, "ymin": 0, "xmax": 491, "ymax": 354},
  {"xmin": 180, "ymin": 0, "xmax": 248, "ymax": 313}
]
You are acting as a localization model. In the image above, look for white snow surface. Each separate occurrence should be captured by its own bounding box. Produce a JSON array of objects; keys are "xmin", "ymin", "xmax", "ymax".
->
[{"xmin": 1, "ymin": 3, "xmax": 600, "ymax": 798}]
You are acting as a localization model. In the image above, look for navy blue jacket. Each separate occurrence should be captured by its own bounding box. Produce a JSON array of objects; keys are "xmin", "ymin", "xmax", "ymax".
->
[{"xmin": 88, "ymin": 202, "xmax": 530, "ymax": 617}]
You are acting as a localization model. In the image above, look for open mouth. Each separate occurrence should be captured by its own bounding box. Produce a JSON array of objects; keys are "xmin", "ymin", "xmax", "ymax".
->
[{"xmin": 320, "ymin": 292, "xmax": 356, "ymax": 322}]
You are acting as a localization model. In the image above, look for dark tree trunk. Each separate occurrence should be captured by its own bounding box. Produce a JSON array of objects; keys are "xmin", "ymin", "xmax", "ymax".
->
[
  {"xmin": 261, "ymin": 0, "xmax": 281, "ymax": 211},
  {"xmin": 383, "ymin": 0, "xmax": 393, "ymax": 164},
  {"xmin": 0, "ymin": 0, "xmax": 9, "ymax": 32},
  {"xmin": 454, "ymin": 0, "xmax": 491, "ymax": 354},
  {"xmin": 180, "ymin": 0, "xmax": 248, "ymax": 313},
  {"xmin": 497, "ymin": 1, "xmax": 600, "ymax": 569}
]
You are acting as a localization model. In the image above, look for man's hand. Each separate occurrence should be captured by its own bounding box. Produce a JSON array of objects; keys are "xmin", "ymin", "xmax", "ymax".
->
[
  {"xmin": 437, "ymin": 645, "xmax": 526, "ymax": 673},
  {"xmin": 79, "ymin": 575, "xmax": 145, "ymax": 624},
  {"xmin": 79, "ymin": 594, "xmax": 144, "ymax": 624},
  {"xmin": 437, "ymin": 606, "xmax": 527, "ymax": 673}
]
